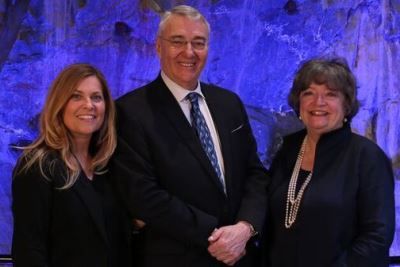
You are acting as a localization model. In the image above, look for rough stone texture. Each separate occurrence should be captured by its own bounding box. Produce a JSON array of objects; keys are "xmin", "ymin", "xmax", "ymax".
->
[{"xmin": 0, "ymin": 0, "xmax": 399, "ymax": 256}]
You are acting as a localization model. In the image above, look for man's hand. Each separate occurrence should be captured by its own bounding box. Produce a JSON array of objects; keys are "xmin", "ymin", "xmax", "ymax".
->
[
  {"xmin": 207, "ymin": 221, "xmax": 253, "ymax": 266},
  {"xmin": 133, "ymin": 219, "xmax": 146, "ymax": 230}
]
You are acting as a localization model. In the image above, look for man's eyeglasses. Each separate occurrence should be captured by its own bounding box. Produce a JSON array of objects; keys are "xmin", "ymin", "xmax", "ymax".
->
[{"xmin": 159, "ymin": 37, "xmax": 208, "ymax": 51}]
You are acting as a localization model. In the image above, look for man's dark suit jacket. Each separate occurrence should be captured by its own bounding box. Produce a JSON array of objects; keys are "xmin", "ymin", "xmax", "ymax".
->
[
  {"xmin": 113, "ymin": 76, "xmax": 268, "ymax": 266},
  {"xmin": 12, "ymin": 155, "xmax": 132, "ymax": 267}
]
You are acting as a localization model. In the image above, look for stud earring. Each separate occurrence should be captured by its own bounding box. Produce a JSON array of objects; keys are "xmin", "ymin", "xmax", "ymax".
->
[
  {"xmin": 298, "ymin": 116, "xmax": 302, "ymax": 121},
  {"xmin": 343, "ymin": 117, "xmax": 348, "ymax": 123}
]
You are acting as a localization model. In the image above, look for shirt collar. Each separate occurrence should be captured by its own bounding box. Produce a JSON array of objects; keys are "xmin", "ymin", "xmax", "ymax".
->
[{"xmin": 161, "ymin": 71, "xmax": 204, "ymax": 103}]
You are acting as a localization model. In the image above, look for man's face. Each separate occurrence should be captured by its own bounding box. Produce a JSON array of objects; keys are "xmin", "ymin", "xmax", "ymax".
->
[{"xmin": 156, "ymin": 15, "xmax": 209, "ymax": 90}]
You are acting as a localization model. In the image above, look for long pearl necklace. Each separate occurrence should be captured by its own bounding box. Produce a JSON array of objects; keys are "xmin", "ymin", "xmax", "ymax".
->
[{"xmin": 285, "ymin": 136, "xmax": 313, "ymax": 229}]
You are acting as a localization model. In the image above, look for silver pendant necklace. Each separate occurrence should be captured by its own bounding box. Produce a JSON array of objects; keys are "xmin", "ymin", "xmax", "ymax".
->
[{"xmin": 284, "ymin": 135, "xmax": 313, "ymax": 229}]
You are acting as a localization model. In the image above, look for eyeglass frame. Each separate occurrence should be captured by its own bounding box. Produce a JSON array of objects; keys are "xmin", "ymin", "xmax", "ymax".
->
[{"xmin": 158, "ymin": 36, "xmax": 208, "ymax": 51}]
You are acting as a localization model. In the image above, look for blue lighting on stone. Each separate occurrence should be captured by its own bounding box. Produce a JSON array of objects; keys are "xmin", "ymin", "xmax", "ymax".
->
[{"xmin": 0, "ymin": 0, "xmax": 399, "ymax": 257}]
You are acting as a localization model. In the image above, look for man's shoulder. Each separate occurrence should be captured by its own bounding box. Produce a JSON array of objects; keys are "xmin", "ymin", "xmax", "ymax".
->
[
  {"xmin": 117, "ymin": 84, "xmax": 149, "ymax": 104},
  {"xmin": 201, "ymin": 82, "xmax": 234, "ymax": 93},
  {"xmin": 116, "ymin": 78, "xmax": 162, "ymax": 107},
  {"xmin": 201, "ymin": 82, "xmax": 240, "ymax": 100}
]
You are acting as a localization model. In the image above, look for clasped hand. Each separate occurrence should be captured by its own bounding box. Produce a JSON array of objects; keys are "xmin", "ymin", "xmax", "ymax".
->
[{"xmin": 207, "ymin": 222, "xmax": 252, "ymax": 266}]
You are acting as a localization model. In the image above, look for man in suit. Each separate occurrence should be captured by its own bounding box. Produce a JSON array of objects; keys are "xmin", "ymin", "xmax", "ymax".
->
[{"xmin": 113, "ymin": 5, "xmax": 268, "ymax": 266}]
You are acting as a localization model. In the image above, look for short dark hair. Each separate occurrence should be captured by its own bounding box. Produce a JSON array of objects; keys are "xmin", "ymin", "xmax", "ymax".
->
[{"xmin": 288, "ymin": 57, "xmax": 359, "ymax": 120}]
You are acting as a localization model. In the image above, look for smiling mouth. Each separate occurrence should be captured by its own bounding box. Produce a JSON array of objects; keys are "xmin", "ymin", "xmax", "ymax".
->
[
  {"xmin": 179, "ymin": 62, "xmax": 195, "ymax": 67},
  {"xmin": 77, "ymin": 115, "xmax": 96, "ymax": 120},
  {"xmin": 310, "ymin": 111, "xmax": 328, "ymax": 116}
]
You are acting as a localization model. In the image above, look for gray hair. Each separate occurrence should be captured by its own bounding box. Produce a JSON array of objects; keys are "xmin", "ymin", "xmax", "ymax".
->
[{"xmin": 157, "ymin": 5, "xmax": 210, "ymax": 37}]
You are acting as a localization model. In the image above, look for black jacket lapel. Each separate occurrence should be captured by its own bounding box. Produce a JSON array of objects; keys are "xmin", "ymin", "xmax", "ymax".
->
[
  {"xmin": 73, "ymin": 176, "xmax": 109, "ymax": 244},
  {"xmin": 149, "ymin": 77, "xmax": 226, "ymax": 195},
  {"xmin": 202, "ymin": 84, "xmax": 233, "ymax": 196}
]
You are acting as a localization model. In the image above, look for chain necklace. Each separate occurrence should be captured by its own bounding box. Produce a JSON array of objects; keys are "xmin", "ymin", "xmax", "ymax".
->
[{"xmin": 284, "ymin": 135, "xmax": 313, "ymax": 229}]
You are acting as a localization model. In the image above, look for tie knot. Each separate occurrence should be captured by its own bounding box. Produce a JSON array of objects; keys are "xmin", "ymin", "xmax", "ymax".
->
[{"xmin": 186, "ymin": 92, "xmax": 199, "ymax": 103}]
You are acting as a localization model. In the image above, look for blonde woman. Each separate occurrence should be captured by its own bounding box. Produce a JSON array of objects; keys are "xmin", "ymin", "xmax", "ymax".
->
[{"xmin": 12, "ymin": 64, "xmax": 131, "ymax": 266}]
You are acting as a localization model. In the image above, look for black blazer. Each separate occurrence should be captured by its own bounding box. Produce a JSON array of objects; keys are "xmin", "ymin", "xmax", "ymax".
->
[
  {"xmin": 265, "ymin": 124, "xmax": 395, "ymax": 267},
  {"xmin": 113, "ymin": 76, "xmax": 268, "ymax": 266},
  {"xmin": 12, "ymin": 155, "xmax": 131, "ymax": 267}
]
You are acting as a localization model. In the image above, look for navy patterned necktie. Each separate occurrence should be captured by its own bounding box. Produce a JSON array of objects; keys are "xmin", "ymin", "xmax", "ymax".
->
[{"xmin": 186, "ymin": 92, "xmax": 225, "ymax": 192}]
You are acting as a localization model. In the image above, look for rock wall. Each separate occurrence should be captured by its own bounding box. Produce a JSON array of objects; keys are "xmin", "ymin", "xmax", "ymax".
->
[{"xmin": 0, "ymin": 0, "xmax": 399, "ymax": 256}]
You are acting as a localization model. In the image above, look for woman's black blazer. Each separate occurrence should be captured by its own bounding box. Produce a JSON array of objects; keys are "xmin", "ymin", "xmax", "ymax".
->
[{"xmin": 12, "ymin": 155, "xmax": 132, "ymax": 267}]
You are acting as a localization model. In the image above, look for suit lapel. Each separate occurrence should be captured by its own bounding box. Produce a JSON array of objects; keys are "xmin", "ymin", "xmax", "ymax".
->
[
  {"xmin": 150, "ymin": 77, "xmax": 226, "ymax": 195},
  {"xmin": 202, "ymin": 84, "xmax": 234, "ymax": 196},
  {"xmin": 73, "ymin": 175, "xmax": 109, "ymax": 244}
]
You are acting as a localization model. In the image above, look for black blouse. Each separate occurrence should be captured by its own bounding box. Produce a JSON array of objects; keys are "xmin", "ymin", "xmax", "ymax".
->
[{"xmin": 265, "ymin": 124, "xmax": 395, "ymax": 267}]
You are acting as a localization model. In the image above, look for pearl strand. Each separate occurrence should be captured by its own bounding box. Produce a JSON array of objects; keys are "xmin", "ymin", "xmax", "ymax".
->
[{"xmin": 284, "ymin": 136, "xmax": 313, "ymax": 229}]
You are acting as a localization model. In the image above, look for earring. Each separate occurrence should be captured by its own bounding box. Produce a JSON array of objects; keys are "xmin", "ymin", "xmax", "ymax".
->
[
  {"xmin": 299, "ymin": 116, "xmax": 302, "ymax": 121},
  {"xmin": 343, "ymin": 117, "xmax": 348, "ymax": 123}
]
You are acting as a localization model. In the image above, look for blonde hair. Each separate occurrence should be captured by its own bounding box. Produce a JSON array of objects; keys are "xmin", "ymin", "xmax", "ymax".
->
[{"xmin": 17, "ymin": 63, "xmax": 116, "ymax": 189}]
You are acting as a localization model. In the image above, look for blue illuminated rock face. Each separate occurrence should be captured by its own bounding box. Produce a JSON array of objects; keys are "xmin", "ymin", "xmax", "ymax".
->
[{"xmin": 1, "ymin": 0, "xmax": 399, "ymax": 256}]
